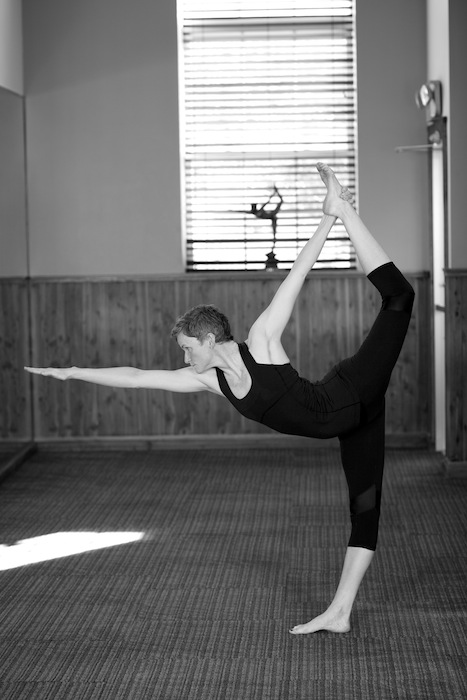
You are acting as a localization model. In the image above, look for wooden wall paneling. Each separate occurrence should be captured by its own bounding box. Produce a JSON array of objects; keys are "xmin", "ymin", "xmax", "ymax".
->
[
  {"xmin": 65, "ymin": 281, "xmax": 87, "ymax": 436},
  {"xmin": 414, "ymin": 273, "xmax": 432, "ymax": 437},
  {"xmin": 31, "ymin": 280, "xmax": 72, "ymax": 438},
  {"xmin": 297, "ymin": 274, "xmax": 366, "ymax": 382},
  {"xmin": 89, "ymin": 280, "xmax": 151, "ymax": 437},
  {"xmin": 32, "ymin": 279, "xmax": 142, "ymax": 438},
  {"xmin": 146, "ymin": 277, "xmax": 209, "ymax": 436},
  {"xmin": 145, "ymin": 278, "xmax": 205, "ymax": 436},
  {"xmin": 61, "ymin": 281, "xmax": 82, "ymax": 435},
  {"xmin": 28, "ymin": 279, "xmax": 43, "ymax": 434},
  {"xmin": 61, "ymin": 280, "xmax": 92, "ymax": 437},
  {"xmin": 380, "ymin": 273, "xmax": 431, "ymax": 440},
  {"xmin": 296, "ymin": 276, "xmax": 325, "ymax": 380},
  {"xmin": 25, "ymin": 272, "xmax": 432, "ymax": 443},
  {"xmin": 134, "ymin": 279, "xmax": 158, "ymax": 435},
  {"xmin": 385, "ymin": 315, "xmax": 414, "ymax": 434},
  {"xmin": 110, "ymin": 280, "xmax": 149, "ymax": 435},
  {"xmin": 446, "ymin": 271, "xmax": 467, "ymax": 462},
  {"xmin": 415, "ymin": 273, "xmax": 432, "ymax": 437},
  {"xmin": 81, "ymin": 280, "xmax": 105, "ymax": 436},
  {"xmin": 331, "ymin": 275, "xmax": 350, "ymax": 360},
  {"xmin": 350, "ymin": 275, "xmax": 371, "ymax": 356},
  {"xmin": 92, "ymin": 281, "xmax": 122, "ymax": 436},
  {"xmin": 144, "ymin": 279, "xmax": 174, "ymax": 435},
  {"xmin": 318, "ymin": 276, "xmax": 348, "ymax": 374},
  {"xmin": 45, "ymin": 281, "xmax": 76, "ymax": 435},
  {"xmin": 95, "ymin": 281, "xmax": 123, "ymax": 435},
  {"xmin": 0, "ymin": 280, "xmax": 31, "ymax": 440}
]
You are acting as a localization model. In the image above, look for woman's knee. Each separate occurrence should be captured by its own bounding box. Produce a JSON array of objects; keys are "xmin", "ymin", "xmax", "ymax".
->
[
  {"xmin": 368, "ymin": 262, "xmax": 415, "ymax": 314},
  {"xmin": 382, "ymin": 282, "xmax": 415, "ymax": 313}
]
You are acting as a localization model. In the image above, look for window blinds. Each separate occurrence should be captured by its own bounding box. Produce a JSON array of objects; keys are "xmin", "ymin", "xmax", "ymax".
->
[{"xmin": 179, "ymin": 1, "xmax": 356, "ymax": 271}]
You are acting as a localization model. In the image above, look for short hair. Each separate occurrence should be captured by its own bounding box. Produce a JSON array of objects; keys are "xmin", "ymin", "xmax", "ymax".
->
[{"xmin": 170, "ymin": 304, "xmax": 234, "ymax": 343}]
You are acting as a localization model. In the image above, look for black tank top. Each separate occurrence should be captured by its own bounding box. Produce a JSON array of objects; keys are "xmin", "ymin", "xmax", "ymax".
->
[{"xmin": 215, "ymin": 342, "xmax": 361, "ymax": 439}]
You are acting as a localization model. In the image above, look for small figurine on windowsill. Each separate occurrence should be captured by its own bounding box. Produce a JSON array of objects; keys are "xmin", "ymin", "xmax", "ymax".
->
[
  {"xmin": 249, "ymin": 185, "xmax": 283, "ymax": 229},
  {"xmin": 246, "ymin": 185, "xmax": 284, "ymax": 269}
]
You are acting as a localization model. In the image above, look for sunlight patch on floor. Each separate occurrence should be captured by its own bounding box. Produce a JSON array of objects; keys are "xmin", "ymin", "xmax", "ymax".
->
[{"xmin": 0, "ymin": 531, "xmax": 145, "ymax": 570}]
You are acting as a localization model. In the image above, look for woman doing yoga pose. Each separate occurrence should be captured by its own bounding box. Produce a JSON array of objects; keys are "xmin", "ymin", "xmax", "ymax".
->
[{"xmin": 26, "ymin": 164, "xmax": 414, "ymax": 635}]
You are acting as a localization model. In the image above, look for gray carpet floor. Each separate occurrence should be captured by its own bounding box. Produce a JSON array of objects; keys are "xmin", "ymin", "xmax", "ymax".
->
[{"xmin": 0, "ymin": 448, "xmax": 466, "ymax": 699}]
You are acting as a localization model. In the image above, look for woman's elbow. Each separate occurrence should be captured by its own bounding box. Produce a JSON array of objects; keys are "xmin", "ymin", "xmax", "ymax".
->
[{"xmin": 128, "ymin": 368, "xmax": 147, "ymax": 388}]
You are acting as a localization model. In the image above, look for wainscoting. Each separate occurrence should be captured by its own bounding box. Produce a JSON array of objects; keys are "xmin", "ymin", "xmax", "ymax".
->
[
  {"xmin": 445, "ymin": 270, "xmax": 467, "ymax": 463},
  {"xmin": 0, "ymin": 279, "xmax": 32, "ymax": 442},
  {"xmin": 1, "ymin": 271, "xmax": 432, "ymax": 446}
]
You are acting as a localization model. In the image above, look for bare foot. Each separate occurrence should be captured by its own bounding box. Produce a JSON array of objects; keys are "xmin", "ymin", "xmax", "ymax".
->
[
  {"xmin": 316, "ymin": 162, "xmax": 354, "ymax": 217},
  {"xmin": 289, "ymin": 608, "xmax": 351, "ymax": 635}
]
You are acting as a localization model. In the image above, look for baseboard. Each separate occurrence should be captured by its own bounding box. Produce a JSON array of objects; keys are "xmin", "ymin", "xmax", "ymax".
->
[
  {"xmin": 0, "ymin": 442, "xmax": 37, "ymax": 482},
  {"xmin": 35, "ymin": 434, "xmax": 337, "ymax": 451},
  {"xmin": 441, "ymin": 457, "xmax": 467, "ymax": 477},
  {"xmin": 32, "ymin": 432, "xmax": 429, "ymax": 452}
]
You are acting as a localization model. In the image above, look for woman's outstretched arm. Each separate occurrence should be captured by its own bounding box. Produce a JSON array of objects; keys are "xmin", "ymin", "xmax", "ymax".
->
[
  {"xmin": 24, "ymin": 365, "xmax": 221, "ymax": 394},
  {"xmin": 248, "ymin": 213, "xmax": 336, "ymax": 349},
  {"xmin": 247, "ymin": 164, "xmax": 356, "ymax": 363}
]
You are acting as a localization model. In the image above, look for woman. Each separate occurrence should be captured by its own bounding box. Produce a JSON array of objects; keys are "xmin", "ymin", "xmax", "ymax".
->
[{"xmin": 26, "ymin": 163, "xmax": 414, "ymax": 634}]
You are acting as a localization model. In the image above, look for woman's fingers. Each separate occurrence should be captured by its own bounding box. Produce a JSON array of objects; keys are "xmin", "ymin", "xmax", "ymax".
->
[{"xmin": 24, "ymin": 367, "xmax": 68, "ymax": 380}]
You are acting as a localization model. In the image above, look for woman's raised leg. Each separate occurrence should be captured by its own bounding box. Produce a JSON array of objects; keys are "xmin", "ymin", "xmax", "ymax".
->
[{"xmin": 316, "ymin": 162, "xmax": 391, "ymax": 275}]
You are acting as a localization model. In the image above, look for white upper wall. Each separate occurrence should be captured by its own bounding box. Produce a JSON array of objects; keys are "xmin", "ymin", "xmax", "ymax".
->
[
  {"xmin": 0, "ymin": 1, "xmax": 26, "ymax": 277},
  {"xmin": 356, "ymin": 0, "xmax": 429, "ymax": 272},
  {"xmin": 0, "ymin": 88, "xmax": 27, "ymax": 276},
  {"xmin": 447, "ymin": 0, "xmax": 467, "ymax": 267},
  {"xmin": 23, "ymin": 0, "xmax": 183, "ymax": 276},
  {"xmin": 427, "ymin": 0, "xmax": 450, "ymax": 94},
  {"xmin": 0, "ymin": 0, "xmax": 23, "ymax": 94},
  {"xmin": 426, "ymin": 0, "xmax": 467, "ymax": 268},
  {"xmin": 20, "ymin": 0, "xmax": 430, "ymax": 276}
]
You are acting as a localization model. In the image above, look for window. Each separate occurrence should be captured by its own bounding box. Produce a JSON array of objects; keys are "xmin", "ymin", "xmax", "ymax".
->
[{"xmin": 179, "ymin": 0, "xmax": 356, "ymax": 271}]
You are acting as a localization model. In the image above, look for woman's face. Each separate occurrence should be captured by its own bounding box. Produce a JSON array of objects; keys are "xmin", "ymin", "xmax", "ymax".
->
[{"xmin": 177, "ymin": 332, "xmax": 213, "ymax": 373}]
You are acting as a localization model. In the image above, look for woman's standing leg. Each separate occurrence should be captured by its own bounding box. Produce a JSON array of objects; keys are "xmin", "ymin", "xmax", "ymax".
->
[
  {"xmin": 290, "ymin": 402, "xmax": 386, "ymax": 635},
  {"xmin": 290, "ymin": 164, "xmax": 413, "ymax": 635}
]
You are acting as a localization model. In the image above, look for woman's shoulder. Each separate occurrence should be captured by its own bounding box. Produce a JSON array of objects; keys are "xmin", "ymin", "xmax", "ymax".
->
[{"xmin": 244, "ymin": 334, "xmax": 290, "ymax": 365}]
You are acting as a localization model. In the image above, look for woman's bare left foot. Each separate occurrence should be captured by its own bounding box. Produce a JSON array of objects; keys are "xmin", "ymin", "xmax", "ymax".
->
[
  {"xmin": 289, "ymin": 608, "xmax": 351, "ymax": 635},
  {"xmin": 316, "ymin": 162, "xmax": 354, "ymax": 216}
]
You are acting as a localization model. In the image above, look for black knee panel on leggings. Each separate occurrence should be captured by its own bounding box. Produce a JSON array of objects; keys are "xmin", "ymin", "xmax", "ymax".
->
[
  {"xmin": 349, "ymin": 508, "xmax": 380, "ymax": 551},
  {"xmin": 348, "ymin": 484, "xmax": 381, "ymax": 551},
  {"xmin": 368, "ymin": 262, "xmax": 415, "ymax": 313}
]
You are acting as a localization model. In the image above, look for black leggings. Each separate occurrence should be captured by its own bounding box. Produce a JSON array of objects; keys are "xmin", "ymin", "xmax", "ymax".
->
[{"xmin": 336, "ymin": 262, "xmax": 415, "ymax": 551}]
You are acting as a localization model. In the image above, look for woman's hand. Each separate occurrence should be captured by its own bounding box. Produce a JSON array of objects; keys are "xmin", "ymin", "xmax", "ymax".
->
[{"xmin": 24, "ymin": 366, "xmax": 76, "ymax": 381}]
